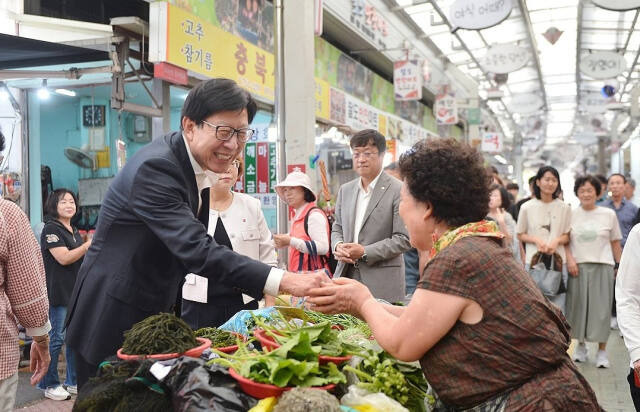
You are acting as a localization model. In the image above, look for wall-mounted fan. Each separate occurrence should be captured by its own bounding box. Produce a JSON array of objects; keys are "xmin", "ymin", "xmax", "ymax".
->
[{"xmin": 64, "ymin": 147, "xmax": 95, "ymax": 170}]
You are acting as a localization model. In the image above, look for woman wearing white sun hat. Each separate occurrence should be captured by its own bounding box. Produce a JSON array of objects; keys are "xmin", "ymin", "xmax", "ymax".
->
[{"xmin": 273, "ymin": 171, "xmax": 332, "ymax": 274}]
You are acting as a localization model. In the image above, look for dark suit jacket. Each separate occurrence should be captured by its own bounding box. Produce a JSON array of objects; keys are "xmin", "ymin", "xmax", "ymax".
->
[{"xmin": 65, "ymin": 131, "xmax": 270, "ymax": 364}]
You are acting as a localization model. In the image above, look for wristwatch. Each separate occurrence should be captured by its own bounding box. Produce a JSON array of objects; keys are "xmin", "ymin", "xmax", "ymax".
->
[{"xmin": 360, "ymin": 253, "xmax": 368, "ymax": 264}]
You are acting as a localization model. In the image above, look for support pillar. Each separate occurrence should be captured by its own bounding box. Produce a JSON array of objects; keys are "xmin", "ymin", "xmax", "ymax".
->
[
  {"xmin": 152, "ymin": 78, "xmax": 171, "ymax": 138},
  {"xmin": 27, "ymin": 91, "xmax": 42, "ymax": 226}
]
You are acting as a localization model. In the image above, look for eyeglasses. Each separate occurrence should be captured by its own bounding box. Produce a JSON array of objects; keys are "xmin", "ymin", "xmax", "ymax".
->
[
  {"xmin": 201, "ymin": 120, "xmax": 255, "ymax": 143},
  {"xmin": 352, "ymin": 151, "xmax": 379, "ymax": 159}
]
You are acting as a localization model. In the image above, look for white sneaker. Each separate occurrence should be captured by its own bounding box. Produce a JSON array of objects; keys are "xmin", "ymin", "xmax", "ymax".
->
[
  {"xmin": 611, "ymin": 316, "xmax": 619, "ymax": 330},
  {"xmin": 44, "ymin": 385, "xmax": 71, "ymax": 401},
  {"xmin": 66, "ymin": 385, "xmax": 77, "ymax": 395},
  {"xmin": 596, "ymin": 350, "xmax": 610, "ymax": 368},
  {"xmin": 573, "ymin": 342, "xmax": 587, "ymax": 363}
]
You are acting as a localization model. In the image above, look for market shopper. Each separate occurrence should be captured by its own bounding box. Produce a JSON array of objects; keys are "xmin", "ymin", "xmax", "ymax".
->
[
  {"xmin": 516, "ymin": 166, "xmax": 571, "ymax": 311},
  {"xmin": 487, "ymin": 184, "xmax": 519, "ymax": 259},
  {"xmin": 600, "ymin": 174, "xmax": 638, "ymax": 248},
  {"xmin": 615, "ymin": 223, "xmax": 640, "ymax": 410},
  {"xmin": 565, "ymin": 176, "xmax": 621, "ymax": 368},
  {"xmin": 0, "ymin": 198, "xmax": 51, "ymax": 412},
  {"xmin": 273, "ymin": 171, "xmax": 331, "ymax": 273},
  {"xmin": 65, "ymin": 78, "xmax": 330, "ymax": 389},
  {"xmin": 37, "ymin": 189, "xmax": 90, "ymax": 400},
  {"xmin": 331, "ymin": 129, "xmax": 411, "ymax": 303},
  {"xmin": 182, "ymin": 158, "xmax": 277, "ymax": 328},
  {"xmin": 307, "ymin": 139, "xmax": 601, "ymax": 411}
]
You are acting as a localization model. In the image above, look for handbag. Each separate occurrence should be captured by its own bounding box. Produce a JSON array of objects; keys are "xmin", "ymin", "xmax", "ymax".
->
[{"xmin": 529, "ymin": 253, "xmax": 564, "ymax": 296}]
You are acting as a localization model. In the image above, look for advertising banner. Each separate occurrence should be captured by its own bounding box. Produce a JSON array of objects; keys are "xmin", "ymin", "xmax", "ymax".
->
[
  {"xmin": 482, "ymin": 132, "xmax": 503, "ymax": 153},
  {"xmin": 244, "ymin": 143, "xmax": 257, "ymax": 194},
  {"xmin": 434, "ymin": 93, "xmax": 458, "ymax": 125},
  {"xmin": 269, "ymin": 143, "xmax": 277, "ymax": 193},
  {"xmin": 315, "ymin": 78, "xmax": 331, "ymax": 120},
  {"xmin": 256, "ymin": 142, "xmax": 269, "ymax": 194},
  {"xmin": 394, "ymin": 60, "xmax": 422, "ymax": 101}
]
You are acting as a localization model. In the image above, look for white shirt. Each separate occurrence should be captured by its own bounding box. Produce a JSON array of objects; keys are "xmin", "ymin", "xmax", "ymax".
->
[
  {"xmin": 182, "ymin": 135, "xmax": 283, "ymax": 297},
  {"xmin": 353, "ymin": 170, "xmax": 383, "ymax": 244},
  {"xmin": 616, "ymin": 224, "xmax": 640, "ymax": 368},
  {"xmin": 289, "ymin": 204, "xmax": 329, "ymax": 255}
]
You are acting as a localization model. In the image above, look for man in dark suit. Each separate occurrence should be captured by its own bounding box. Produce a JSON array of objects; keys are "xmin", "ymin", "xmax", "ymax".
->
[{"xmin": 65, "ymin": 78, "xmax": 329, "ymax": 388}]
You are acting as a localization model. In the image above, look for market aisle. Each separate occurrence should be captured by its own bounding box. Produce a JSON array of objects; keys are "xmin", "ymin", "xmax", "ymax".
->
[{"xmin": 573, "ymin": 333, "xmax": 635, "ymax": 412}]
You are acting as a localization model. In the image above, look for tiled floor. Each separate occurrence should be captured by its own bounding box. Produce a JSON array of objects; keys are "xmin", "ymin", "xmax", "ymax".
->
[{"xmin": 572, "ymin": 332, "xmax": 636, "ymax": 412}]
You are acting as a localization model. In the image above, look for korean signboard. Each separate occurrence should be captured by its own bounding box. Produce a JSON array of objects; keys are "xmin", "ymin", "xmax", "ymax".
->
[
  {"xmin": 481, "ymin": 44, "xmax": 529, "ymax": 74},
  {"xmin": 394, "ymin": 60, "xmax": 422, "ymax": 101},
  {"xmin": 592, "ymin": 0, "xmax": 640, "ymax": 11},
  {"xmin": 482, "ymin": 132, "xmax": 503, "ymax": 153},
  {"xmin": 579, "ymin": 51, "xmax": 627, "ymax": 79},
  {"xmin": 150, "ymin": 2, "xmax": 275, "ymax": 101},
  {"xmin": 449, "ymin": 0, "xmax": 513, "ymax": 31},
  {"xmin": 345, "ymin": 94, "xmax": 380, "ymax": 133},
  {"xmin": 315, "ymin": 78, "xmax": 331, "ymax": 120},
  {"xmin": 434, "ymin": 93, "xmax": 458, "ymax": 125},
  {"xmin": 350, "ymin": 0, "xmax": 389, "ymax": 49},
  {"xmin": 508, "ymin": 93, "xmax": 543, "ymax": 114}
]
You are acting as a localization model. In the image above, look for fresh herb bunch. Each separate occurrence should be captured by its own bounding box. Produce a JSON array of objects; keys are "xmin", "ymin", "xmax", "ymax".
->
[
  {"xmin": 304, "ymin": 311, "xmax": 372, "ymax": 338},
  {"xmin": 194, "ymin": 327, "xmax": 238, "ymax": 348},
  {"xmin": 344, "ymin": 350, "xmax": 433, "ymax": 412},
  {"xmin": 121, "ymin": 313, "xmax": 197, "ymax": 355},
  {"xmin": 210, "ymin": 332, "xmax": 346, "ymax": 388}
]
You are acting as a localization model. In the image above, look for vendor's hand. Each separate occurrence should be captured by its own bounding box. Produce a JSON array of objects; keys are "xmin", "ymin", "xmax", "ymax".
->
[
  {"xmin": 307, "ymin": 277, "xmax": 374, "ymax": 316},
  {"xmin": 341, "ymin": 243, "xmax": 365, "ymax": 261},
  {"xmin": 273, "ymin": 234, "xmax": 291, "ymax": 249},
  {"xmin": 567, "ymin": 259, "xmax": 579, "ymax": 277},
  {"xmin": 279, "ymin": 270, "xmax": 332, "ymax": 297},
  {"xmin": 29, "ymin": 340, "xmax": 51, "ymax": 386},
  {"xmin": 334, "ymin": 243, "xmax": 356, "ymax": 264}
]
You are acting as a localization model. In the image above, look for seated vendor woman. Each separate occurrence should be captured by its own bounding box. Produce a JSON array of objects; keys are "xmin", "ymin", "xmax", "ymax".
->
[{"xmin": 307, "ymin": 139, "xmax": 602, "ymax": 411}]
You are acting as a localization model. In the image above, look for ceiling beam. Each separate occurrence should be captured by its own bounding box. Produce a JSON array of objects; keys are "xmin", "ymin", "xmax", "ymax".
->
[{"xmin": 517, "ymin": 0, "xmax": 547, "ymax": 111}]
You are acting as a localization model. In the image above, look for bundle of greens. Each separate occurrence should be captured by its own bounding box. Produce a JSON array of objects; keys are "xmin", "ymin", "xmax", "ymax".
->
[
  {"xmin": 253, "ymin": 314, "xmax": 363, "ymax": 358},
  {"xmin": 121, "ymin": 313, "xmax": 197, "ymax": 355},
  {"xmin": 304, "ymin": 311, "xmax": 372, "ymax": 338},
  {"xmin": 343, "ymin": 350, "xmax": 433, "ymax": 412},
  {"xmin": 210, "ymin": 332, "xmax": 346, "ymax": 388},
  {"xmin": 195, "ymin": 327, "xmax": 238, "ymax": 348}
]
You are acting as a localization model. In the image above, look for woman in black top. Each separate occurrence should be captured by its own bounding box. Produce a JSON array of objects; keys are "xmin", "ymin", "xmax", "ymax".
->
[{"xmin": 37, "ymin": 189, "xmax": 90, "ymax": 401}]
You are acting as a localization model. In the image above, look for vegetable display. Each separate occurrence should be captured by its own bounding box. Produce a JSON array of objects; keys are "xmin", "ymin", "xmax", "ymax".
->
[
  {"xmin": 304, "ymin": 311, "xmax": 372, "ymax": 338},
  {"xmin": 195, "ymin": 327, "xmax": 238, "ymax": 348},
  {"xmin": 121, "ymin": 313, "xmax": 197, "ymax": 355}
]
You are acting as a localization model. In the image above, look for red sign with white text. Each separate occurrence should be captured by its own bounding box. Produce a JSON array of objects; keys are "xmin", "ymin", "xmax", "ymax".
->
[
  {"xmin": 153, "ymin": 62, "xmax": 188, "ymax": 85},
  {"xmin": 256, "ymin": 142, "xmax": 269, "ymax": 194}
]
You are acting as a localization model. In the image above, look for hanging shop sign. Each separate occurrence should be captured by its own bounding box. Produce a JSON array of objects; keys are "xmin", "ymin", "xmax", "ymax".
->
[
  {"xmin": 149, "ymin": 2, "xmax": 275, "ymax": 101},
  {"xmin": 579, "ymin": 51, "xmax": 627, "ymax": 80},
  {"xmin": 481, "ymin": 44, "xmax": 529, "ymax": 74},
  {"xmin": 482, "ymin": 132, "xmax": 503, "ymax": 153},
  {"xmin": 350, "ymin": 0, "xmax": 389, "ymax": 49},
  {"xmin": 582, "ymin": 93, "xmax": 609, "ymax": 114},
  {"xmin": 345, "ymin": 94, "xmax": 380, "ymax": 132},
  {"xmin": 449, "ymin": 0, "xmax": 513, "ymax": 31},
  {"xmin": 244, "ymin": 143, "xmax": 257, "ymax": 194},
  {"xmin": 394, "ymin": 60, "xmax": 422, "ymax": 101},
  {"xmin": 256, "ymin": 142, "xmax": 270, "ymax": 194},
  {"xmin": 508, "ymin": 93, "xmax": 543, "ymax": 114},
  {"xmin": 467, "ymin": 108, "xmax": 482, "ymax": 125},
  {"xmin": 434, "ymin": 93, "xmax": 458, "ymax": 125},
  {"xmin": 153, "ymin": 62, "xmax": 188, "ymax": 85},
  {"xmin": 592, "ymin": 0, "xmax": 640, "ymax": 11}
]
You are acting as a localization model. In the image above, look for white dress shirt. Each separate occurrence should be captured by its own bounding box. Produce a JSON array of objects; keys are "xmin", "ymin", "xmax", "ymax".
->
[
  {"xmin": 289, "ymin": 204, "xmax": 329, "ymax": 255},
  {"xmin": 182, "ymin": 135, "xmax": 283, "ymax": 296},
  {"xmin": 616, "ymin": 224, "xmax": 640, "ymax": 368},
  {"xmin": 353, "ymin": 170, "xmax": 383, "ymax": 244}
]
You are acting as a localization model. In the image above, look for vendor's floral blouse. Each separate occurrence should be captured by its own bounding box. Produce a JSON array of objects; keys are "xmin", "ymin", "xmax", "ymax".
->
[{"xmin": 418, "ymin": 235, "xmax": 601, "ymax": 410}]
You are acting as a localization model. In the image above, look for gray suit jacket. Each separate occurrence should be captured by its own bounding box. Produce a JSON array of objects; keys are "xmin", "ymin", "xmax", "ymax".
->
[{"xmin": 331, "ymin": 172, "xmax": 411, "ymax": 302}]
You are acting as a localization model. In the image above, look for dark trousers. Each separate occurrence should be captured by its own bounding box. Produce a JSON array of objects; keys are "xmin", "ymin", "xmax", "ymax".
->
[
  {"xmin": 628, "ymin": 369, "xmax": 640, "ymax": 411},
  {"xmin": 181, "ymin": 299, "xmax": 258, "ymax": 330},
  {"xmin": 75, "ymin": 350, "xmax": 99, "ymax": 391}
]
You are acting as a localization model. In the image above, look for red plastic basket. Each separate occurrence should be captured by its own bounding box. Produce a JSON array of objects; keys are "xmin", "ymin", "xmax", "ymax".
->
[
  {"xmin": 116, "ymin": 337, "xmax": 211, "ymax": 361},
  {"xmin": 228, "ymin": 368, "xmax": 336, "ymax": 399},
  {"xmin": 253, "ymin": 329, "xmax": 351, "ymax": 365}
]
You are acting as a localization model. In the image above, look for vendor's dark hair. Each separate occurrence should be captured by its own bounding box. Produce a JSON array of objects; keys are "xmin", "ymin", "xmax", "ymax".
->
[
  {"xmin": 350, "ymin": 129, "xmax": 386, "ymax": 153},
  {"xmin": 181, "ymin": 78, "xmax": 257, "ymax": 129},
  {"xmin": 303, "ymin": 188, "xmax": 315, "ymax": 203},
  {"xmin": 533, "ymin": 166, "xmax": 562, "ymax": 199},
  {"xmin": 399, "ymin": 138, "xmax": 490, "ymax": 227},
  {"xmin": 490, "ymin": 184, "xmax": 511, "ymax": 210},
  {"xmin": 574, "ymin": 175, "xmax": 602, "ymax": 197},
  {"xmin": 44, "ymin": 188, "xmax": 79, "ymax": 220}
]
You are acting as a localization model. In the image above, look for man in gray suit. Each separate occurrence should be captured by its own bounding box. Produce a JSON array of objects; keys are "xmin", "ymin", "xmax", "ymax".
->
[{"xmin": 332, "ymin": 129, "xmax": 411, "ymax": 303}]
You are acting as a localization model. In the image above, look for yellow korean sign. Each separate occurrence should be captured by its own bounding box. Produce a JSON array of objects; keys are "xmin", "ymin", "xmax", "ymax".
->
[
  {"xmin": 314, "ymin": 78, "xmax": 330, "ymax": 120},
  {"xmin": 164, "ymin": 3, "xmax": 275, "ymax": 101}
]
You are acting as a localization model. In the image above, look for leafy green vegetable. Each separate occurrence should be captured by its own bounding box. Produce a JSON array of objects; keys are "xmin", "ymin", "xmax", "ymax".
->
[
  {"xmin": 194, "ymin": 327, "xmax": 238, "ymax": 348},
  {"xmin": 344, "ymin": 350, "xmax": 433, "ymax": 412},
  {"xmin": 304, "ymin": 311, "xmax": 372, "ymax": 338}
]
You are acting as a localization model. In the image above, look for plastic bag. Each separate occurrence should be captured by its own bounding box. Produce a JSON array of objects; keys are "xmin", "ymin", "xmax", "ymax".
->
[
  {"xmin": 218, "ymin": 307, "xmax": 278, "ymax": 335},
  {"xmin": 340, "ymin": 386, "xmax": 409, "ymax": 412},
  {"xmin": 164, "ymin": 357, "xmax": 258, "ymax": 412}
]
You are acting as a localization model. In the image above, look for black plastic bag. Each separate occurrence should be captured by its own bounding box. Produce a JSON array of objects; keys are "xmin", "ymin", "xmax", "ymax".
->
[{"xmin": 164, "ymin": 357, "xmax": 258, "ymax": 412}]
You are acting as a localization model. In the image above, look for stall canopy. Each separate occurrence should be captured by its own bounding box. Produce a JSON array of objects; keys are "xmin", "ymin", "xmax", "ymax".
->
[{"xmin": 0, "ymin": 33, "xmax": 109, "ymax": 70}]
